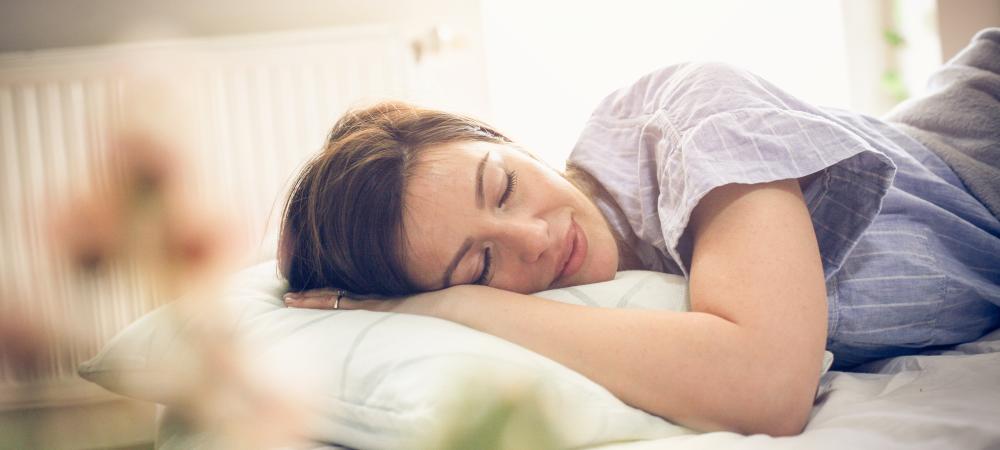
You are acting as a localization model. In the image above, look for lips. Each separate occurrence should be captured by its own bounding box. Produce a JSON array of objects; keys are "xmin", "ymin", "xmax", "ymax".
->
[{"xmin": 552, "ymin": 218, "xmax": 587, "ymax": 287}]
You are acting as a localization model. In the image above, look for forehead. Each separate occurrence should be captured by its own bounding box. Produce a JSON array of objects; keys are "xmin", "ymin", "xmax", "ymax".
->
[
  {"xmin": 399, "ymin": 140, "xmax": 496, "ymax": 287},
  {"xmin": 405, "ymin": 141, "xmax": 493, "ymax": 204},
  {"xmin": 413, "ymin": 141, "xmax": 487, "ymax": 176}
]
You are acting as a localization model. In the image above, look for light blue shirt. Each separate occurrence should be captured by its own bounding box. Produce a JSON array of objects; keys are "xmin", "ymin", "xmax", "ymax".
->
[{"xmin": 568, "ymin": 62, "xmax": 1000, "ymax": 369}]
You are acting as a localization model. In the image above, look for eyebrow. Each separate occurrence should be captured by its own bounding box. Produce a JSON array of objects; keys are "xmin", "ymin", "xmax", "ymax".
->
[
  {"xmin": 475, "ymin": 150, "xmax": 489, "ymax": 208},
  {"xmin": 441, "ymin": 151, "xmax": 491, "ymax": 288}
]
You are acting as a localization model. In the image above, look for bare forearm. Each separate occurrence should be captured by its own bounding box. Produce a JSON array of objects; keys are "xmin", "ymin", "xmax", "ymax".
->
[{"xmin": 438, "ymin": 285, "xmax": 818, "ymax": 435}]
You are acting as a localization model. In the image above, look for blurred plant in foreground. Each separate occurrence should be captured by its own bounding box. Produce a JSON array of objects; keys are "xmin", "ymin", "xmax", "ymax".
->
[
  {"xmin": 416, "ymin": 372, "xmax": 565, "ymax": 450},
  {"xmin": 41, "ymin": 73, "xmax": 309, "ymax": 450}
]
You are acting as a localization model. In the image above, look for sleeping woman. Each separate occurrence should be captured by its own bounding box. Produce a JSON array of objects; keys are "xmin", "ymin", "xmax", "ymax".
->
[{"xmin": 278, "ymin": 31, "xmax": 1000, "ymax": 436}]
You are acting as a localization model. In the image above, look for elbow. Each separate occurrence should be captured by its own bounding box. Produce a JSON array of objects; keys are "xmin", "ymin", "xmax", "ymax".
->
[
  {"xmin": 680, "ymin": 400, "xmax": 811, "ymax": 437},
  {"xmin": 705, "ymin": 367, "xmax": 818, "ymax": 437},
  {"xmin": 732, "ymin": 337, "xmax": 824, "ymax": 436},
  {"xmin": 751, "ymin": 405, "xmax": 811, "ymax": 437},
  {"xmin": 706, "ymin": 394, "xmax": 810, "ymax": 437},
  {"xmin": 739, "ymin": 377, "xmax": 817, "ymax": 437},
  {"xmin": 674, "ymin": 381, "xmax": 815, "ymax": 437}
]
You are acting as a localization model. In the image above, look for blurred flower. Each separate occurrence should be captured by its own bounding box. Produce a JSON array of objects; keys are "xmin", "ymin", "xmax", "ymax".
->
[
  {"xmin": 50, "ymin": 125, "xmax": 240, "ymax": 297},
  {"xmin": 43, "ymin": 73, "xmax": 303, "ymax": 449},
  {"xmin": 48, "ymin": 191, "xmax": 126, "ymax": 273},
  {"xmin": 113, "ymin": 131, "xmax": 180, "ymax": 199}
]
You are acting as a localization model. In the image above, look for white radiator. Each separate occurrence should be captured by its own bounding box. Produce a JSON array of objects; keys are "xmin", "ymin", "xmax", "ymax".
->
[{"xmin": 0, "ymin": 25, "xmax": 413, "ymax": 407}]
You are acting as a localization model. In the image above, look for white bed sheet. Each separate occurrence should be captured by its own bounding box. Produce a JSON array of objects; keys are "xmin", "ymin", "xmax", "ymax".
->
[{"xmin": 158, "ymin": 328, "xmax": 1000, "ymax": 450}]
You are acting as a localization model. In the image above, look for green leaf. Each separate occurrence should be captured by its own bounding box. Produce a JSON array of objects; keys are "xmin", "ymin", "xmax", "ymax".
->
[{"xmin": 883, "ymin": 29, "xmax": 905, "ymax": 47}]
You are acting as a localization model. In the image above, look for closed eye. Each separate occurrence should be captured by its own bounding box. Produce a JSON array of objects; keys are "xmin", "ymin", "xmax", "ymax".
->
[
  {"xmin": 473, "ymin": 169, "xmax": 517, "ymax": 286},
  {"xmin": 499, "ymin": 169, "xmax": 517, "ymax": 207},
  {"xmin": 474, "ymin": 247, "xmax": 492, "ymax": 285}
]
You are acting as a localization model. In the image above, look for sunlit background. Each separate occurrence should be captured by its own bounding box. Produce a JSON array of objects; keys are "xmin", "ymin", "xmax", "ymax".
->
[
  {"xmin": 0, "ymin": 0, "xmax": 997, "ymax": 448},
  {"xmin": 4, "ymin": 0, "xmax": 993, "ymax": 167}
]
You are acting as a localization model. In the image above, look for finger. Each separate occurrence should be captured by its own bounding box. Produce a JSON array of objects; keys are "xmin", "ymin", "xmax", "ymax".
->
[
  {"xmin": 283, "ymin": 295, "xmax": 338, "ymax": 310},
  {"xmin": 284, "ymin": 290, "xmax": 338, "ymax": 301},
  {"xmin": 293, "ymin": 289, "xmax": 340, "ymax": 299}
]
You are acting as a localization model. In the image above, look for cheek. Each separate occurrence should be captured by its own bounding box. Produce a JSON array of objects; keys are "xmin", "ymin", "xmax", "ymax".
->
[
  {"xmin": 582, "ymin": 240, "xmax": 608, "ymax": 277},
  {"xmin": 591, "ymin": 249, "xmax": 618, "ymax": 281},
  {"xmin": 494, "ymin": 263, "xmax": 545, "ymax": 294},
  {"xmin": 581, "ymin": 210, "xmax": 619, "ymax": 282}
]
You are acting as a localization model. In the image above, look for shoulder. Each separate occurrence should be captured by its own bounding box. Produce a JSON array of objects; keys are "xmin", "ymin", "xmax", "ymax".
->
[
  {"xmin": 661, "ymin": 61, "xmax": 760, "ymax": 87},
  {"xmin": 601, "ymin": 62, "xmax": 762, "ymax": 106},
  {"xmin": 629, "ymin": 61, "xmax": 761, "ymax": 96},
  {"xmin": 586, "ymin": 61, "xmax": 787, "ymax": 133}
]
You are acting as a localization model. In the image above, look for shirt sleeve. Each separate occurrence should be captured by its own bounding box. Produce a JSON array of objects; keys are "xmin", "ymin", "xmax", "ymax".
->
[
  {"xmin": 658, "ymin": 107, "xmax": 897, "ymax": 280},
  {"xmin": 622, "ymin": 63, "xmax": 898, "ymax": 280}
]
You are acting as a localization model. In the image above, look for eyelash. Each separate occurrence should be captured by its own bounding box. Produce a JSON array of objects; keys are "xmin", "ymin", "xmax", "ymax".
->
[
  {"xmin": 475, "ymin": 169, "xmax": 518, "ymax": 286},
  {"xmin": 474, "ymin": 247, "xmax": 492, "ymax": 285},
  {"xmin": 499, "ymin": 169, "xmax": 518, "ymax": 207}
]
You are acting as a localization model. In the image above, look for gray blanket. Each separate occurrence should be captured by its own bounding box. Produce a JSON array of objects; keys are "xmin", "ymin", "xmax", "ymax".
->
[{"xmin": 884, "ymin": 27, "xmax": 1000, "ymax": 221}]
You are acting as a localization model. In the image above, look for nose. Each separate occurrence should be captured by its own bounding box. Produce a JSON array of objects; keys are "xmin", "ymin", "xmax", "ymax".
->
[{"xmin": 495, "ymin": 215, "xmax": 549, "ymax": 263}]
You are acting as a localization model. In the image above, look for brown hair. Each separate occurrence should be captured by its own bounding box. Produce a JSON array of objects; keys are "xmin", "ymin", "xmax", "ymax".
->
[{"xmin": 278, "ymin": 101, "xmax": 512, "ymax": 296}]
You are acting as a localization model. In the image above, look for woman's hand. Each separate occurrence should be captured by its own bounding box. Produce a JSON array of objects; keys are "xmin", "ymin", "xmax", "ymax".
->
[{"xmin": 282, "ymin": 287, "xmax": 461, "ymax": 318}]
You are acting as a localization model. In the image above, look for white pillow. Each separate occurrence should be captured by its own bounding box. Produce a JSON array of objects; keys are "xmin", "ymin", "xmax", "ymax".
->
[{"xmin": 79, "ymin": 260, "xmax": 833, "ymax": 449}]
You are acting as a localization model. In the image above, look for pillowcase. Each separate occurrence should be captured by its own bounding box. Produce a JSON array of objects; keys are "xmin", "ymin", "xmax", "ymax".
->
[{"xmin": 79, "ymin": 260, "xmax": 834, "ymax": 449}]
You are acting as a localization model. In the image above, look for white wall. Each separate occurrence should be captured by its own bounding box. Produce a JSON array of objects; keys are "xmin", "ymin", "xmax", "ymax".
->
[
  {"xmin": 937, "ymin": 0, "xmax": 1000, "ymax": 61},
  {"xmin": 480, "ymin": 0, "xmax": 853, "ymax": 168}
]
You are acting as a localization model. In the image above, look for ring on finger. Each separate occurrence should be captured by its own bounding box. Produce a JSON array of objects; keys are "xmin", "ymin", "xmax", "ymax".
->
[{"xmin": 334, "ymin": 289, "xmax": 344, "ymax": 310}]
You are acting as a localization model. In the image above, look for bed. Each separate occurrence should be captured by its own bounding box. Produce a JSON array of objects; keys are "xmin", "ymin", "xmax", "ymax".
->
[
  {"xmin": 79, "ymin": 260, "xmax": 1000, "ymax": 450},
  {"xmin": 155, "ymin": 329, "xmax": 1000, "ymax": 449}
]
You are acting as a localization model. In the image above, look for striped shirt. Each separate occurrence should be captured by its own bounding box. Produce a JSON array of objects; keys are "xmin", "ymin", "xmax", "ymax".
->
[{"xmin": 568, "ymin": 62, "xmax": 1000, "ymax": 370}]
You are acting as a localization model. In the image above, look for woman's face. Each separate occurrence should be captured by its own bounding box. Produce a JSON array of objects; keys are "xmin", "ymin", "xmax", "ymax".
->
[{"xmin": 401, "ymin": 140, "xmax": 619, "ymax": 294}]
